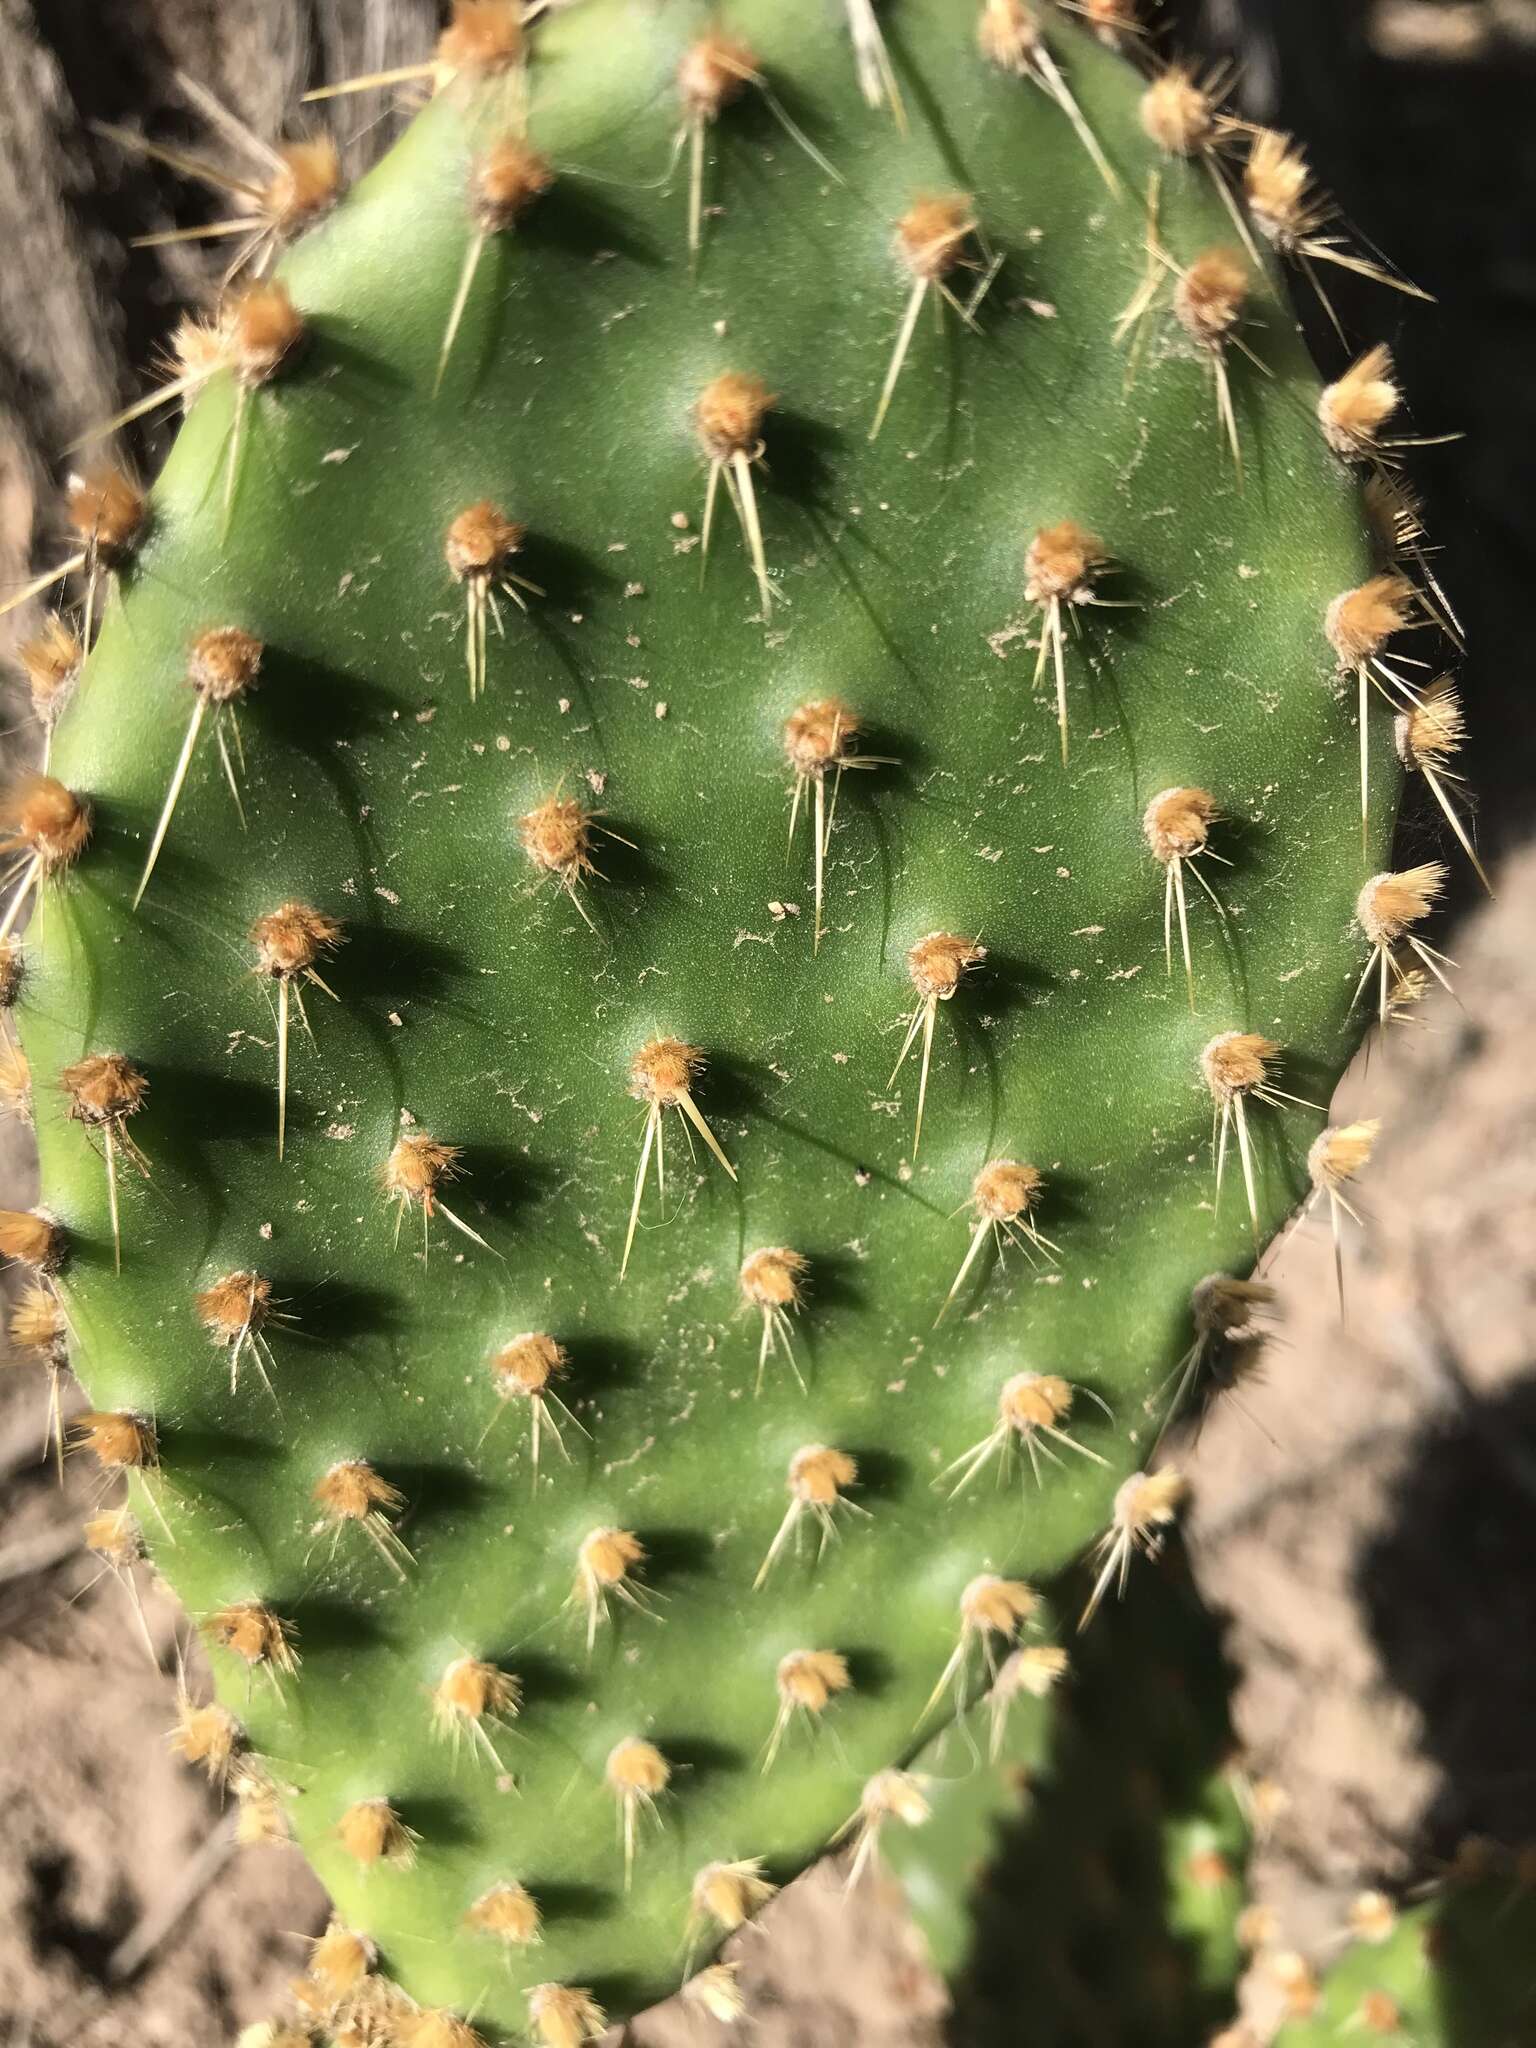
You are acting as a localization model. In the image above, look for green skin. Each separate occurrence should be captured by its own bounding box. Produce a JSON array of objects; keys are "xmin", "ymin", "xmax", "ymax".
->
[
  {"xmin": 17, "ymin": 0, "xmax": 1391, "ymax": 2031},
  {"xmin": 1273, "ymin": 1878, "xmax": 1536, "ymax": 2045},
  {"xmin": 888, "ymin": 1551, "xmax": 1251, "ymax": 2046},
  {"xmin": 895, "ymin": 1566, "xmax": 1536, "ymax": 2048}
]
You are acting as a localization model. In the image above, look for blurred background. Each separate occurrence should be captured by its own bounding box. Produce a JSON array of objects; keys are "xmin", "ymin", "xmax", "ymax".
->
[{"xmin": 0, "ymin": 2, "xmax": 1533, "ymax": 2041}]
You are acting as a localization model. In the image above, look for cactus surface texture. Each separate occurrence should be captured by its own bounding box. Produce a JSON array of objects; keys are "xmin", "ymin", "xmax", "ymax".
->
[
  {"xmin": 10, "ymin": 0, "xmax": 1412, "ymax": 2034},
  {"xmin": 1272, "ymin": 1873, "xmax": 1536, "ymax": 2047},
  {"xmin": 887, "ymin": 1547, "xmax": 1250, "ymax": 2045}
]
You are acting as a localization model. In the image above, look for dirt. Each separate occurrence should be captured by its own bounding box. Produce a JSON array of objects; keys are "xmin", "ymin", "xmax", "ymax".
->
[
  {"xmin": 0, "ymin": 1530, "xmax": 319, "ymax": 2046},
  {"xmin": 1186, "ymin": 843, "xmax": 1536, "ymax": 2030}
]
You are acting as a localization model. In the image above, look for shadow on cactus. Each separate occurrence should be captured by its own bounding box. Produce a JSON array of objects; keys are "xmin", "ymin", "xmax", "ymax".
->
[
  {"xmin": 885, "ymin": 1545, "xmax": 1536, "ymax": 2048},
  {"xmin": 885, "ymin": 1541, "xmax": 1251, "ymax": 2048},
  {"xmin": 0, "ymin": 0, "xmax": 1480, "ymax": 2038}
]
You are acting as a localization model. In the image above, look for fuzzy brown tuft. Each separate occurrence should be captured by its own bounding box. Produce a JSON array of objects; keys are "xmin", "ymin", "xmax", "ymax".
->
[
  {"xmin": 383, "ymin": 1132, "xmax": 462, "ymax": 1204},
  {"xmin": 787, "ymin": 1443, "xmax": 857, "ymax": 1505},
  {"xmin": 0, "ymin": 1040, "xmax": 31, "ymax": 1123},
  {"xmin": 188, "ymin": 624, "xmax": 264, "ymax": 703},
  {"xmin": 1025, "ymin": 519, "xmax": 1107, "ymax": 605},
  {"xmin": 691, "ymin": 1859, "xmax": 776, "ymax": 1932},
  {"xmin": 1140, "ymin": 67, "xmax": 1215, "ymax": 155},
  {"xmin": 775, "ymin": 1647, "xmax": 851, "ymax": 1713},
  {"xmin": 0, "ymin": 939, "xmax": 22, "ymax": 1009},
  {"xmin": 971, "ymin": 1159, "xmax": 1043, "ymax": 1221},
  {"xmin": 64, "ymin": 463, "xmax": 146, "ymax": 559},
  {"xmin": 475, "ymin": 136, "xmax": 554, "ymax": 231},
  {"xmin": 445, "ymin": 500, "xmax": 525, "ymax": 581},
  {"xmin": 195, "ymin": 1269, "xmax": 273, "ymax": 1344},
  {"xmin": 206, "ymin": 1600, "xmax": 297, "ymax": 1672},
  {"xmin": 1175, "ymin": 249, "xmax": 1248, "ymax": 347},
  {"xmin": 171, "ymin": 1695, "xmax": 243, "ymax": 1782},
  {"xmin": 961, "ymin": 1572, "xmax": 1038, "ymax": 1633},
  {"xmin": 519, "ymin": 797, "xmax": 594, "ymax": 881},
  {"xmin": 1308, "ymin": 1118, "xmax": 1379, "ymax": 1192},
  {"xmin": 1000, "ymin": 1370, "xmax": 1074, "ymax": 1433},
  {"xmin": 1200, "ymin": 1030, "xmax": 1279, "ymax": 1103},
  {"xmin": 436, "ymin": 0, "xmax": 524, "ymax": 78},
  {"xmin": 1191, "ymin": 1273, "xmax": 1275, "ymax": 1339},
  {"xmin": 628, "ymin": 1036, "xmax": 704, "ymax": 1106},
  {"xmin": 337, "ymin": 1796, "xmax": 414, "ymax": 1868},
  {"xmin": 1244, "ymin": 130, "xmax": 1316, "ymax": 246},
  {"xmin": 434, "ymin": 1654, "xmax": 521, "ymax": 1727},
  {"xmin": 61, "ymin": 1051, "xmax": 147, "ymax": 1127},
  {"xmin": 527, "ymin": 1985, "xmax": 606, "ymax": 2048},
  {"xmin": 1113, "ymin": 1467, "xmax": 1187, "ymax": 1535},
  {"xmin": 977, "ymin": 0, "xmax": 1040, "ymax": 73},
  {"xmin": 1083, "ymin": 0, "xmax": 1138, "ymax": 42},
  {"xmin": 694, "ymin": 372, "xmax": 774, "ymax": 460},
  {"xmin": 605, "ymin": 1735, "xmax": 670, "ymax": 1797},
  {"xmin": 398, "ymin": 2014, "xmax": 486, "ymax": 2048},
  {"xmin": 466, "ymin": 1881, "xmax": 541, "ymax": 1946},
  {"xmin": 1395, "ymin": 677, "xmax": 1465, "ymax": 769},
  {"xmin": 224, "ymin": 281, "xmax": 305, "ymax": 385},
  {"xmin": 739, "ymin": 1245, "xmax": 809, "ymax": 1310},
  {"xmin": 1356, "ymin": 864, "xmax": 1445, "ymax": 945},
  {"xmin": 907, "ymin": 931, "xmax": 986, "ymax": 999},
  {"xmin": 18, "ymin": 617, "xmax": 82, "ymax": 726},
  {"xmin": 265, "ymin": 138, "xmax": 342, "ymax": 232},
  {"xmin": 1326, "ymin": 574, "xmax": 1413, "ymax": 669},
  {"xmin": 250, "ymin": 900, "xmax": 344, "ymax": 978},
  {"xmin": 72, "ymin": 1408, "xmax": 156, "ymax": 1469},
  {"xmin": 783, "ymin": 697, "xmax": 861, "ymax": 776},
  {"xmin": 313, "ymin": 1458, "xmax": 404, "ymax": 1524},
  {"xmin": 491, "ymin": 1331, "xmax": 567, "ymax": 1397},
  {"xmin": 1143, "ymin": 786, "xmax": 1217, "ymax": 864},
  {"xmin": 1, "ymin": 775, "xmax": 92, "ymax": 870},
  {"xmin": 83, "ymin": 1506, "xmax": 142, "ymax": 1566},
  {"xmin": 10, "ymin": 1281, "xmax": 66, "ymax": 1363},
  {"xmin": 1319, "ymin": 345, "xmax": 1400, "ymax": 460},
  {"xmin": 0, "ymin": 1207, "xmax": 66, "ymax": 1273},
  {"xmin": 677, "ymin": 31, "xmax": 757, "ymax": 118},
  {"xmin": 577, "ymin": 1525, "xmax": 644, "ymax": 1589},
  {"xmin": 895, "ymin": 195, "xmax": 975, "ymax": 280}
]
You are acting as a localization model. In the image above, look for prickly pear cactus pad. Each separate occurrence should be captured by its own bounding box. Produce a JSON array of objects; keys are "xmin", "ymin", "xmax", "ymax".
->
[
  {"xmin": 11, "ymin": 0, "xmax": 1409, "ymax": 2034},
  {"xmin": 1271, "ymin": 1874, "xmax": 1536, "ymax": 2046},
  {"xmin": 887, "ymin": 1549, "xmax": 1251, "ymax": 2045}
]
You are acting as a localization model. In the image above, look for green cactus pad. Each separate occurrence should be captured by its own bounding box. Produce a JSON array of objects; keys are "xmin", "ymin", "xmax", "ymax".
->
[
  {"xmin": 887, "ymin": 1548, "xmax": 1250, "ymax": 2044},
  {"xmin": 1272, "ymin": 1873, "xmax": 1536, "ymax": 2047},
  {"xmin": 14, "ymin": 0, "xmax": 1398, "ymax": 2033}
]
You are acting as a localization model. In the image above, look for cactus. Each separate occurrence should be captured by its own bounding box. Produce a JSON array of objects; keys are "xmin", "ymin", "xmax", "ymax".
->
[
  {"xmin": 1269, "ymin": 1869, "xmax": 1536, "ymax": 2046},
  {"xmin": 888, "ymin": 1558, "xmax": 1536, "ymax": 2048},
  {"xmin": 885, "ymin": 1545, "xmax": 1251, "ymax": 2045},
  {"xmin": 3, "ymin": 0, "xmax": 1440, "ymax": 2035}
]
